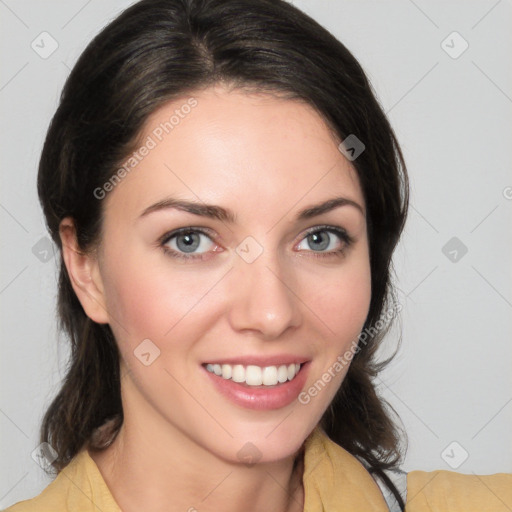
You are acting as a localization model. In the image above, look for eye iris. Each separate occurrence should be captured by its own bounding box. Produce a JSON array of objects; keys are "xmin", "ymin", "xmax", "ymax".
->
[
  {"xmin": 308, "ymin": 231, "xmax": 329, "ymax": 251},
  {"xmin": 176, "ymin": 232, "xmax": 200, "ymax": 253}
]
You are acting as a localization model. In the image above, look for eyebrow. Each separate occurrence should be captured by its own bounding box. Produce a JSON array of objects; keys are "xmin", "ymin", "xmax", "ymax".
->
[{"xmin": 139, "ymin": 196, "xmax": 365, "ymax": 223}]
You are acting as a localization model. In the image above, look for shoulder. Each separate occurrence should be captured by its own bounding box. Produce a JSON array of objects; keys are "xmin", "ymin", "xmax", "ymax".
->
[
  {"xmin": 2, "ymin": 471, "xmax": 70, "ymax": 512},
  {"xmin": 406, "ymin": 470, "xmax": 512, "ymax": 512},
  {"xmin": 2, "ymin": 449, "xmax": 121, "ymax": 512}
]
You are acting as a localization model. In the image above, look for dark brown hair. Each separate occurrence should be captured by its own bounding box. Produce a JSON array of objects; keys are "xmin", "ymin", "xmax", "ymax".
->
[{"xmin": 38, "ymin": 0, "xmax": 408, "ymax": 507}]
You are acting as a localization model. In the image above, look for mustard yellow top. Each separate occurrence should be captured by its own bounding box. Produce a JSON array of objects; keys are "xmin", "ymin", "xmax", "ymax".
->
[{"xmin": 4, "ymin": 428, "xmax": 512, "ymax": 511}]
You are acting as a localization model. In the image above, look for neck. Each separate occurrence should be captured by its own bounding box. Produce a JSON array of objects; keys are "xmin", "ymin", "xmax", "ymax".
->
[{"xmin": 89, "ymin": 379, "xmax": 305, "ymax": 512}]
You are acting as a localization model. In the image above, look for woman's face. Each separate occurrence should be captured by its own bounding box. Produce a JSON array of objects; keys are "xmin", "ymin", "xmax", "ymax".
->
[{"xmin": 91, "ymin": 85, "xmax": 371, "ymax": 463}]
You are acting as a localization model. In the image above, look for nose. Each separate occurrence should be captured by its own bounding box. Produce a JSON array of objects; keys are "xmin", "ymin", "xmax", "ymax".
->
[{"xmin": 226, "ymin": 248, "xmax": 302, "ymax": 340}]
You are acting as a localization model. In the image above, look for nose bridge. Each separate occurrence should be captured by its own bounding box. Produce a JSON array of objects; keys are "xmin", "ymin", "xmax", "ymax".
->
[{"xmin": 227, "ymin": 237, "xmax": 301, "ymax": 338}]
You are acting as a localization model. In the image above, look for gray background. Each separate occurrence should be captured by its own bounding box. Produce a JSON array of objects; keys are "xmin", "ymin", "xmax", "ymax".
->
[{"xmin": 1, "ymin": 0, "xmax": 511, "ymax": 507}]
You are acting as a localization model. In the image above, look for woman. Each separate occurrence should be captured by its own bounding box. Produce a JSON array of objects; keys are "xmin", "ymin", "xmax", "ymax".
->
[{"xmin": 5, "ymin": 0, "xmax": 511, "ymax": 511}]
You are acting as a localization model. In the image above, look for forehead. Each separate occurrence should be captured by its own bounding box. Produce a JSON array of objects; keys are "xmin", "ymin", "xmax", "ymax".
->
[{"xmin": 103, "ymin": 85, "xmax": 365, "ymax": 222}]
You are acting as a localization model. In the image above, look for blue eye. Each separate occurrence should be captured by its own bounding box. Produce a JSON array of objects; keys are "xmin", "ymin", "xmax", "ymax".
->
[
  {"xmin": 296, "ymin": 226, "xmax": 353, "ymax": 258},
  {"xmin": 159, "ymin": 225, "xmax": 353, "ymax": 262},
  {"xmin": 161, "ymin": 228, "xmax": 218, "ymax": 261}
]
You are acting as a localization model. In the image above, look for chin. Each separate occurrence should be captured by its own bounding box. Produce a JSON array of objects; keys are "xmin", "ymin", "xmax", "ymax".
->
[{"xmin": 210, "ymin": 418, "xmax": 319, "ymax": 466}]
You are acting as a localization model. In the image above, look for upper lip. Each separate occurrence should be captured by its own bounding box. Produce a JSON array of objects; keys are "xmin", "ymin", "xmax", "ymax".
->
[{"xmin": 203, "ymin": 355, "xmax": 310, "ymax": 367}]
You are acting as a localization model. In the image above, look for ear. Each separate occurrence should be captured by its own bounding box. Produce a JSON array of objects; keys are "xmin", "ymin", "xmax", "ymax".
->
[{"xmin": 59, "ymin": 217, "xmax": 109, "ymax": 324}]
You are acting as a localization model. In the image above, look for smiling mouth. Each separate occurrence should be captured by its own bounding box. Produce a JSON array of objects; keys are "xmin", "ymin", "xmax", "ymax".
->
[{"xmin": 204, "ymin": 363, "xmax": 302, "ymax": 387}]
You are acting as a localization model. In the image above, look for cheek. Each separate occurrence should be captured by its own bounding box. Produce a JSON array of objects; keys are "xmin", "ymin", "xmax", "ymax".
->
[
  {"xmin": 99, "ymin": 248, "xmax": 222, "ymax": 349},
  {"xmin": 297, "ymin": 260, "xmax": 371, "ymax": 413},
  {"xmin": 305, "ymin": 257, "xmax": 372, "ymax": 342}
]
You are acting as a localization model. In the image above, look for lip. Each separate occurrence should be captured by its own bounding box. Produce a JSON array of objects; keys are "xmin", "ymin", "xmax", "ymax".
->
[{"xmin": 202, "ymin": 361, "xmax": 311, "ymax": 411}]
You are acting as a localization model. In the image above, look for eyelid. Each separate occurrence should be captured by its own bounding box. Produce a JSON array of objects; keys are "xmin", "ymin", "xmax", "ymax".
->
[
  {"xmin": 298, "ymin": 224, "xmax": 353, "ymax": 244},
  {"xmin": 159, "ymin": 224, "xmax": 352, "ymax": 245},
  {"xmin": 158, "ymin": 226, "xmax": 217, "ymax": 245},
  {"xmin": 158, "ymin": 223, "xmax": 354, "ymax": 261}
]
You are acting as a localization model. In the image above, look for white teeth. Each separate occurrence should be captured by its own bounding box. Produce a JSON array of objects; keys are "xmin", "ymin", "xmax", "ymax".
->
[
  {"xmin": 246, "ymin": 365, "xmax": 263, "ymax": 386},
  {"xmin": 277, "ymin": 365, "xmax": 288, "ymax": 383},
  {"xmin": 262, "ymin": 366, "xmax": 278, "ymax": 386},
  {"xmin": 205, "ymin": 362, "xmax": 302, "ymax": 386},
  {"xmin": 232, "ymin": 364, "xmax": 245, "ymax": 383},
  {"xmin": 221, "ymin": 364, "xmax": 232, "ymax": 379}
]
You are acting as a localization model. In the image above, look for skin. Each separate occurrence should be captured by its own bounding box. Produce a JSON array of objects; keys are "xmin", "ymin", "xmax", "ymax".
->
[{"xmin": 60, "ymin": 85, "xmax": 371, "ymax": 512}]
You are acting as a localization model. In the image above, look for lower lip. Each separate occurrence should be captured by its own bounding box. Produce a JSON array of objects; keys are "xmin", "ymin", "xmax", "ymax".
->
[{"xmin": 203, "ymin": 363, "xmax": 310, "ymax": 411}]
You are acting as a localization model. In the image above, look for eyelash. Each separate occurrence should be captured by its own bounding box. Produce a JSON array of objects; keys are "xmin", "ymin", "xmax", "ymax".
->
[{"xmin": 159, "ymin": 225, "xmax": 354, "ymax": 262}]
